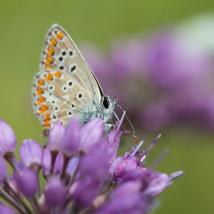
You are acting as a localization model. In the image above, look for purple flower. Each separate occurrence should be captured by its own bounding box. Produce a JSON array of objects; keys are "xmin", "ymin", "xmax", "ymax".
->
[
  {"xmin": 73, "ymin": 143, "xmax": 110, "ymax": 207},
  {"xmin": 47, "ymin": 122, "xmax": 65, "ymax": 151},
  {"xmin": 80, "ymin": 17, "xmax": 214, "ymax": 132},
  {"xmin": 20, "ymin": 139, "xmax": 42, "ymax": 169},
  {"xmin": 61, "ymin": 118, "xmax": 80, "ymax": 155},
  {"xmin": 110, "ymin": 156, "xmax": 139, "ymax": 182},
  {"xmin": 79, "ymin": 144, "xmax": 110, "ymax": 180},
  {"xmin": 0, "ymin": 117, "xmax": 182, "ymax": 213},
  {"xmin": 96, "ymin": 181, "xmax": 142, "ymax": 214},
  {"xmin": 53, "ymin": 152, "xmax": 64, "ymax": 176},
  {"xmin": 0, "ymin": 120, "xmax": 16, "ymax": 156},
  {"xmin": 44, "ymin": 177, "xmax": 67, "ymax": 207},
  {"xmin": 107, "ymin": 111, "xmax": 125, "ymax": 160},
  {"xmin": 0, "ymin": 203, "xmax": 15, "ymax": 214},
  {"xmin": 0, "ymin": 156, "xmax": 7, "ymax": 182},
  {"xmin": 66, "ymin": 156, "xmax": 79, "ymax": 177},
  {"xmin": 73, "ymin": 176, "xmax": 102, "ymax": 208},
  {"xmin": 79, "ymin": 118, "xmax": 104, "ymax": 152},
  {"xmin": 15, "ymin": 168, "xmax": 38, "ymax": 198},
  {"xmin": 42, "ymin": 148, "xmax": 52, "ymax": 177},
  {"xmin": 111, "ymin": 38, "xmax": 146, "ymax": 76},
  {"xmin": 143, "ymin": 172, "xmax": 170, "ymax": 196}
]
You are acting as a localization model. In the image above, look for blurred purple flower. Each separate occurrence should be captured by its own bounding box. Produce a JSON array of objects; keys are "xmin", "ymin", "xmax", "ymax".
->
[
  {"xmin": 53, "ymin": 152, "xmax": 64, "ymax": 176},
  {"xmin": 44, "ymin": 177, "xmax": 67, "ymax": 207},
  {"xmin": 42, "ymin": 148, "xmax": 52, "ymax": 177},
  {"xmin": 0, "ymin": 203, "xmax": 15, "ymax": 214},
  {"xmin": 61, "ymin": 117, "xmax": 80, "ymax": 155},
  {"xmin": 96, "ymin": 181, "xmax": 142, "ymax": 214},
  {"xmin": 47, "ymin": 122, "xmax": 65, "ymax": 152},
  {"xmin": 20, "ymin": 139, "xmax": 42, "ymax": 169},
  {"xmin": 0, "ymin": 120, "xmax": 16, "ymax": 156},
  {"xmin": 81, "ymin": 16, "xmax": 214, "ymax": 131},
  {"xmin": 79, "ymin": 118, "xmax": 104, "ymax": 152},
  {"xmin": 111, "ymin": 38, "xmax": 146, "ymax": 76},
  {"xmin": 14, "ymin": 168, "xmax": 38, "ymax": 198},
  {"xmin": 66, "ymin": 156, "xmax": 79, "ymax": 177},
  {"xmin": 0, "ymin": 117, "xmax": 182, "ymax": 213},
  {"xmin": 0, "ymin": 156, "xmax": 7, "ymax": 183}
]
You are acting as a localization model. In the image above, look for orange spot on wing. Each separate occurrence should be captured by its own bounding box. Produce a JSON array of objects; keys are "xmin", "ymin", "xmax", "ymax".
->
[
  {"xmin": 46, "ymin": 56, "xmax": 53, "ymax": 64},
  {"xmin": 45, "ymin": 64, "xmax": 51, "ymax": 70},
  {"xmin": 44, "ymin": 113, "xmax": 51, "ymax": 119},
  {"xmin": 54, "ymin": 71, "xmax": 62, "ymax": 78},
  {"xmin": 43, "ymin": 122, "xmax": 51, "ymax": 128},
  {"xmin": 39, "ymin": 105, "xmax": 49, "ymax": 113},
  {"xmin": 50, "ymin": 38, "xmax": 57, "ymax": 46},
  {"xmin": 44, "ymin": 60, "xmax": 52, "ymax": 69},
  {"xmin": 46, "ymin": 73, "xmax": 53, "ymax": 81},
  {"xmin": 57, "ymin": 31, "xmax": 64, "ymax": 40},
  {"xmin": 47, "ymin": 47, "xmax": 54, "ymax": 56},
  {"xmin": 43, "ymin": 114, "xmax": 51, "ymax": 128},
  {"xmin": 36, "ymin": 96, "xmax": 46, "ymax": 104},
  {"xmin": 36, "ymin": 87, "xmax": 44, "ymax": 95},
  {"xmin": 38, "ymin": 79, "xmax": 45, "ymax": 86}
]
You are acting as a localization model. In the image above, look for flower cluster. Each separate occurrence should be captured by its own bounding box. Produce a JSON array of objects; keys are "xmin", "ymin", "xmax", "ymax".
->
[
  {"xmin": 0, "ymin": 114, "xmax": 182, "ymax": 214},
  {"xmin": 81, "ymin": 15, "xmax": 214, "ymax": 131}
]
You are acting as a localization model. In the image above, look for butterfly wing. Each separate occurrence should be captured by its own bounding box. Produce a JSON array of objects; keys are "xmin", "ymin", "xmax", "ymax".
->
[{"xmin": 32, "ymin": 24, "xmax": 103, "ymax": 129}]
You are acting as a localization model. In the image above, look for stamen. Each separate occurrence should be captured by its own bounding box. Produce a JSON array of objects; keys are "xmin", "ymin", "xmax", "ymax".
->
[{"xmin": 130, "ymin": 140, "xmax": 144, "ymax": 157}]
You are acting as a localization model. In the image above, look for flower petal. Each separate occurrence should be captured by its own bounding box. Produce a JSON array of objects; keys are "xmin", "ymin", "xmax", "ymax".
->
[
  {"xmin": 0, "ymin": 156, "xmax": 7, "ymax": 183},
  {"xmin": 53, "ymin": 152, "xmax": 64, "ymax": 176},
  {"xmin": 15, "ymin": 168, "xmax": 38, "ymax": 198},
  {"xmin": 0, "ymin": 202, "xmax": 15, "ymax": 214},
  {"xmin": 42, "ymin": 148, "xmax": 52, "ymax": 177},
  {"xmin": 20, "ymin": 139, "xmax": 42, "ymax": 169},
  {"xmin": 44, "ymin": 177, "xmax": 67, "ymax": 207},
  {"xmin": 0, "ymin": 120, "xmax": 16, "ymax": 156},
  {"xmin": 66, "ymin": 156, "xmax": 79, "ymax": 177},
  {"xmin": 47, "ymin": 122, "xmax": 65, "ymax": 151},
  {"xmin": 80, "ymin": 118, "xmax": 104, "ymax": 152},
  {"xmin": 61, "ymin": 118, "xmax": 80, "ymax": 155}
]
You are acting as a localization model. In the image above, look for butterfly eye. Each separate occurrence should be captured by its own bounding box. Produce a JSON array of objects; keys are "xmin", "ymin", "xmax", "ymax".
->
[{"xmin": 102, "ymin": 96, "xmax": 110, "ymax": 109}]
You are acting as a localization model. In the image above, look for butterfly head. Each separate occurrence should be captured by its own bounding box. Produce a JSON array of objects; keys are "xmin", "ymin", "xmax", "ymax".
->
[
  {"xmin": 101, "ymin": 96, "xmax": 115, "ymax": 121},
  {"xmin": 78, "ymin": 95, "xmax": 115, "ymax": 125}
]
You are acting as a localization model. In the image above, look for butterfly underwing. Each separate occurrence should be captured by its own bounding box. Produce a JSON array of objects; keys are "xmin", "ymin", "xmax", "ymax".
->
[{"xmin": 32, "ymin": 24, "xmax": 115, "ymax": 129}]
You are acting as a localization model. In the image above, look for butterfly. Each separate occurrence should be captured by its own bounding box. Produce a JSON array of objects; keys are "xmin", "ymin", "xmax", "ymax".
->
[{"xmin": 32, "ymin": 24, "xmax": 115, "ymax": 129}]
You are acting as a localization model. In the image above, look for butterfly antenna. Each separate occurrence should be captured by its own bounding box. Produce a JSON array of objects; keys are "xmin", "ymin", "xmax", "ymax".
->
[{"xmin": 116, "ymin": 102, "xmax": 138, "ymax": 142}]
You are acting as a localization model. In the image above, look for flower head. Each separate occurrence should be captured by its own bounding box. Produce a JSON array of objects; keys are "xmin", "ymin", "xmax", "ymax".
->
[{"xmin": 0, "ymin": 116, "xmax": 182, "ymax": 213}]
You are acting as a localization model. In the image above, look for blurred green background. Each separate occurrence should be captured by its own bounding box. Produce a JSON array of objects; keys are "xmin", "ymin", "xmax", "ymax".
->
[{"xmin": 0, "ymin": 0, "xmax": 214, "ymax": 213}]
